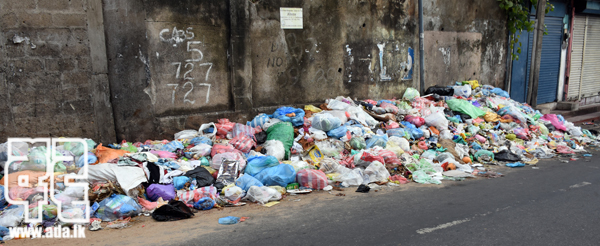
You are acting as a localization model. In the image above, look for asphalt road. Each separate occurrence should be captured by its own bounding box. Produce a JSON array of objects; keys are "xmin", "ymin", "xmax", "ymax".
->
[{"xmin": 178, "ymin": 153, "xmax": 600, "ymax": 246}]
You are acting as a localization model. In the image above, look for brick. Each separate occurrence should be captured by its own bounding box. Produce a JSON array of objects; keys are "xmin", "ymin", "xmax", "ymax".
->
[
  {"xmin": 11, "ymin": 59, "xmax": 44, "ymax": 73},
  {"xmin": 20, "ymin": 12, "xmax": 53, "ymax": 28},
  {"xmin": 38, "ymin": 0, "xmax": 69, "ymax": 11},
  {"xmin": 1, "ymin": 12, "xmax": 18, "ymax": 28},
  {"xmin": 69, "ymin": 0, "xmax": 86, "ymax": 12},
  {"xmin": 76, "ymin": 57, "xmax": 90, "ymax": 70},
  {"xmin": 35, "ymin": 29, "xmax": 70, "ymax": 43},
  {"xmin": 62, "ymin": 43, "xmax": 89, "ymax": 56},
  {"xmin": 28, "ymin": 42, "xmax": 61, "ymax": 57},
  {"xmin": 45, "ymin": 58, "xmax": 75, "ymax": 72},
  {"xmin": 11, "ymin": 103, "xmax": 36, "ymax": 118},
  {"xmin": 52, "ymin": 13, "xmax": 86, "ymax": 27},
  {"xmin": 61, "ymin": 71, "xmax": 89, "ymax": 86},
  {"xmin": 5, "ymin": 43, "xmax": 27, "ymax": 58},
  {"xmin": 2, "ymin": 0, "xmax": 36, "ymax": 10}
]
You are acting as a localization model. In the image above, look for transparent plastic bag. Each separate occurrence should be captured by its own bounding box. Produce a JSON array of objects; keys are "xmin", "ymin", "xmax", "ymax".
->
[{"xmin": 364, "ymin": 161, "xmax": 390, "ymax": 183}]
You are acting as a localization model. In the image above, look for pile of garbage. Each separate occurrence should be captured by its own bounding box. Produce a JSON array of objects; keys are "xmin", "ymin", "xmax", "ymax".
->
[{"xmin": 0, "ymin": 81, "xmax": 597, "ymax": 238}]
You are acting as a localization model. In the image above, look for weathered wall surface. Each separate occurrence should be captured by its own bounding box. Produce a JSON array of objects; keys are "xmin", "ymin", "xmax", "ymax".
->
[
  {"xmin": 104, "ymin": 0, "xmax": 418, "ymax": 141},
  {"xmin": 423, "ymin": 0, "xmax": 508, "ymax": 88},
  {"xmin": 0, "ymin": 0, "xmax": 116, "ymax": 143}
]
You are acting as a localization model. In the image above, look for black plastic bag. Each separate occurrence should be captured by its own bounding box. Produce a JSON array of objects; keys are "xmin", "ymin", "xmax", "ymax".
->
[
  {"xmin": 425, "ymin": 86, "xmax": 454, "ymax": 96},
  {"xmin": 355, "ymin": 184, "xmax": 370, "ymax": 193},
  {"xmin": 152, "ymin": 200, "xmax": 194, "ymax": 221},
  {"xmin": 495, "ymin": 150, "xmax": 521, "ymax": 162},
  {"xmin": 184, "ymin": 166, "xmax": 215, "ymax": 187},
  {"xmin": 255, "ymin": 131, "xmax": 267, "ymax": 145}
]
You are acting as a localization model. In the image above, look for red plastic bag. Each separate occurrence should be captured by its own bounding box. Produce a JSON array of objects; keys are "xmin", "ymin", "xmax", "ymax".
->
[
  {"xmin": 296, "ymin": 169, "xmax": 328, "ymax": 190},
  {"xmin": 215, "ymin": 119, "xmax": 235, "ymax": 138},
  {"xmin": 513, "ymin": 128, "xmax": 530, "ymax": 140},
  {"xmin": 375, "ymin": 149, "xmax": 401, "ymax": 166},
  {"xmin": 211, "ymin": 144, "xmax": 238, "ymax": 157},
  {"xmin": 229, "ymin": 135, "xmax": 256, "ymax": 153},
  {"xmin": 380, "ymin": 102, "xmax": 399, "ymax": 114},
  {"xmin": 386, "ymin": 121, "xmax": 400, "ymax": 130},
  {"xmin": 405, "ymin": 115, "xmax": 426, "ymax": 127},
  {"xmin": 232, "ymin": 123, "xmax": 256, "ymax": 138}
]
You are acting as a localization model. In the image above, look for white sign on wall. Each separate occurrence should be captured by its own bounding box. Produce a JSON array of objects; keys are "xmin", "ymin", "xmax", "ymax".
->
[{"xmin": 280, "ymin": 8, "xmax": 303, "ymax": 29}]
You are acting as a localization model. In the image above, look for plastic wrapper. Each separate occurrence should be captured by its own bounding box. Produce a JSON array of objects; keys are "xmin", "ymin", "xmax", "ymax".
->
[{"xmin": 95, "ymin": 194, "xmax": 142, "ymax": 222}]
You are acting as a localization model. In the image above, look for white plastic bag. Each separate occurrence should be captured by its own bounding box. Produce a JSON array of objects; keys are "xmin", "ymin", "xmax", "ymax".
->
[
  {"xmin": 453, "ymin": 85, "xmax": 472, "ymax": 97},
  {"xmin": 0, "ymin": 206, "xmax": 24, "ymax": 227},
  {"xmin": 319, "ymin": 158, "xmax": 341, "ymax": 174},
  {"xmin": 291, "ymin": 160, "xmax": 310, "ymax": 172},
  {"xmin": 364, "ymin": 161, "xmax": 390, "ymax": 183},
  {"xmin": 309, "ymin": 128, "xmax": 328, "ymax": 140},
  {"xmin": 333, "ymin": 167, "xmax": 364, "ymax": 187},
  {"xmin": 264, "ymin": 140, "xmax": 285, "ymax": 161},
  {"xmin": 440, "ymin": 130, "xmax": 454, "ymax": 139},
  {"xmin": 244, "ymin": 186, "xmax": 282, "ymax": 204},
  {"xmin": 174, "ymin": 130, "xmax": 198, "ymax": 140},
  {"xmin": 189, "ymin": 144, "xmax": 212, "ymax": 157},
  {"xmin": 224, "ymin": 186, "xmax": 244, "ymax": 201},
  {"xmin": 425, "ymin": 112, "xmax": 449, "ymax": 130},
  {"xmin": 388, "ymin": 136, "xmax": 410, "ymax": 152},
  {"xmin": 198, "ymin": 123, "xmax": 217, "ymax": 138}
]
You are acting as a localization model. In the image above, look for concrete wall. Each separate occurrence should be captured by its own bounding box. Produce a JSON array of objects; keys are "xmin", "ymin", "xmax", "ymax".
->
[
  {"xmin": 423, "ymin": 0, "xmax": 508, "ymax": 88},
  {"xmin": 103, "ymin": 0, "xmax": 419, "ymax": 142},
  {"xmin": 1, "ymin": 0, "xmax": 508, "ymax": 143},
  {"xmin": 0, "ymin": 0, "xmax": 116, "ymax": 143}
]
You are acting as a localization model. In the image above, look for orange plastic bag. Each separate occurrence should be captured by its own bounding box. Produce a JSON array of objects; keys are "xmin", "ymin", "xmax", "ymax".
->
[
  {"xmin": 95, "ymin": 144, "xmax": 129, "ymax": 164},
  {"xmin": 0, "ymin": 171, "xmax": 48, "ymax": 188}
]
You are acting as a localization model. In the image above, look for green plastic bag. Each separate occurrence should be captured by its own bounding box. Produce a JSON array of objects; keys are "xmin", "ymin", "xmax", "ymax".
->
[
  {"xmin": 474, "ymin": 150, "xmax": 494, "ymax": 163},
  {"xmin": 402, "ymin": 88, "xmax": 420, "ymax": 101},
  {"xmin": 349, "ymin": 137, "xmax": 366, "ymax": 150},
  {"xmin": 266, "ymin": 122, "xmax": 294, "ymax": 160},
  {"xmin": 446, "ymin": 99, "xmax": 486, "ymax": 119},
  {"xmin": 412, "ymin": 170, "xmax": 441, "ymax": 184}
]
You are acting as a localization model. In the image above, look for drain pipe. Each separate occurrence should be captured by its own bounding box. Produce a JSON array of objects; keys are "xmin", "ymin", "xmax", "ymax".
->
[{"xmin": 419, "ymin": 0, "xmax": 425, "ymax": 93}]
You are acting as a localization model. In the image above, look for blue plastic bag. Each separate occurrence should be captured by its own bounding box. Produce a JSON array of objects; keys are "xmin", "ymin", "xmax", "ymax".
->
[
  {"xmin": 193, "ymin": 197, "xmax": 215, "ymax": 210},
  {"xmin": 387, "ymin": 128, "xmax": 409, "ymax": 138},
  {"xmin": 366, "ymin": 135, "xmax": 388, "ymax": 148},
  {"xmin": 506, "ymin": 162, "xmax": 525, "ymax": 168},
  {"xmin": 245, "ymin": 155, "xmax": 280, "ymax": 176},
  {"xmin": 95, "ymin": 194, "xmax": 142, "ymax": 221},
  {"xmin": 218, "ymin": 216, "xmax": 240, "ymax": 225},
  {"xmin": 173, "ymin": 176, "xmax": 191, "ymax": 190},
  {"xmin": 247, "ymin": 113, "xmax": 270, "ymax": 128},
  {"xmin": 190, "ymin": 136, "xmax": 213, "ymax": 146},
  {"xmin": 312, "ymin": 114, "xmax": 342, "ymax": 132},
  {"xmin": 253, "ymin": 164, "xmax": 296, "ymax": 187},
  {"xmin": 271, "ymin": 107, "xmax": 305, "ymax": 127},
  {"xmin": 327, "ymin": 126, "xmax": 347, "ymax": 139},
  {"xmin": 161, "ymin": 141, "xmax": 184, "ymax": 152},
  {"xmin": 235, "ymin": 174, "xmax": 264, "ymax": 191},
  {"xmin": 491, "ymin": 88, "xmax": 510, "ymax": 98},
  {"xmin": 76, "ymin": 152, "xmax": 97, "ymax": 168}
]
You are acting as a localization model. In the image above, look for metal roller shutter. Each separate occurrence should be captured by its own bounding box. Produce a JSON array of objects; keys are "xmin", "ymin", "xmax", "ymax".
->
[
  {"xmin": 580, "ymin": 16, "xmax": 600, "ymax": 98},
  {"xmin": 536, "ymin": 17, "xmax": 563, "ymax": 104},
  {"xmin": 568, "ymin": 15, "xmax": 585, "ymax": 100}
]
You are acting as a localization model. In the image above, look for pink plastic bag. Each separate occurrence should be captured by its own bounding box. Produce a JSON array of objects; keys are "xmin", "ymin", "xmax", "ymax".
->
[
  {"xmin": 513, "ymin": 128, "xmax": 530, "ymax": 140},
  {"xmin": 216, "ymin": 119, "xmax": 235, "ymax": 138},
  {"xmin": 229, "ymin": 135, "xmax": 256, "ymax": 153},
  {"xmin": 540, "ymin": 114, "xmax": 567, "ymax": 131},
  {"xmin": 151, "ymin": 150, "xmax": 177, "ymax": 159},
  {"xmin": 380, "ymin": 102, "xmax": 399, "ymax": 114},
  {"xmin": 386, "ymin": 121, "xmax": 400, "ymax": 130},
  {"xmin": 232, "ymin": 123, "xmax": 256, "ymax": 138},
  {"xmin": 296, "ymin": 169, "xmax": 328, "ymax": 190},
  {"xmin": 405, "ymin": 115, "xmax": 426, "ymax": 127}
]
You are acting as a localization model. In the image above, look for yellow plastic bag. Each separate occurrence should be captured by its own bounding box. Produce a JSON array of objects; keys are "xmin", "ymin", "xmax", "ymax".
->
[
  {"xmin": 304, "ymin": 105, "xmax": 322, "ymax": 113},
  {"xmin": 484, "ymin": 112, "xmax": 501, "ymax": 122},
  {"xmin": 467, "ymin": 80, "xmax": 480, "ymax": 89}
]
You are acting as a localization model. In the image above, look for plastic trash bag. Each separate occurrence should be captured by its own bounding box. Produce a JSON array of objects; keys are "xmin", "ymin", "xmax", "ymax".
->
[
  {"xmin": 193, "ymin": 197, "xmax": 215, "ymax": 210},
  {"xmin": 291, "ymin": 160, "xmax": 310, "ymax": 172},
  {"xmin": 95, "ymin": 194, "xmax": 142, "ymax": 221},
  {"xmin": 350, "ymin": 137, "xmax": 367, "ymax": 150},
  {"xmin": 152, "ymin": 200, "xmax": 194, "ymax": 221},
  {"xmin": 403, "ymin": 88, "xmax": 420, "ymax": 101},
  {"xmin": 364, "ymin": 161, "xmax": 391, "ymax": 183},
  {"xmin": 474, "ymin": 150, "xmax": 495, "ymax": 163},
  {"xmin": 266, "ymin": 122, "xmax": 294, "ymax": 159},
  {"xmin": 223, "ymin": 186, "xmax": 244, "ymax": 201},
  {"xmin": 218, "ymin": 216, "xmax": 240, "ymax": 225},
  {"xmin": 76, "ymin": 152, "xmax": 97, "ymax": 168},
  {"xmin": 453, "ymin": 85, "xmax": 472, "ymax": 97},
  {"xmin": 425, "ymin": 86, "xmax": 454, "ymax": 96},
  {"xmin": 173, "ymin": 176, "xmax": 191, "ymax": 190},
  {"xmin": 263, "ymin": 140, "xmax": 285, "ymax": 161},
  {"xmin": 174, "ymin": 130, "xmax": 198, "ymax": 140},
  {"xmin": 333, "ymin": 167, "xmax": 365, "ymax": 187},
  {"xmin": 388, "ymin": 136, "xmax": 410, "ymax": 151},
  {"xmin": 253, "ymin": 164, "xmax": 296, "ymax": 187},
  {"xmin": 199, "ymin": 122, "xmax": 217, "ymax": 138},
  {"xmin": 184, "ymin": 166, "xmax": 215, "ymax": 188},
  {"xmin": 245, "ymin": 155, "xmax": 280, "ymax": 176},
  {"xmin": 412, "ymin": 170, "xmax": 441, "ymax": 185},
  {"xmin": 296, "ymin": 169, "xmax": 329, "ymax": 189},
  {"xmin": 327, "ymin": 125, "xmax": 348, "ymax": 139},
  {"xmin": 161, "ymin": 141, "xmax": 184, "ymax": 152},
  {"xmin": 506, "ymin": 162, "xmax": 525, "ymax": 168},
  {"xmin": 495, "ymin": 150, "xmax": 521, "ymax": 162},
  {"xmin": 229, "ymin": 135, "xmax": 256, "ymax": 153},
  {"xmin": 235, "ymin": 174, "xmax": 264, "ymax": 191},
  {"xmin": 366, "ymin": 135, "xmax": 388, "ymax": 148},
  {"xmin": 311, "ymin": 113, "xmax": 342, "ymax": 132},
  {"xmin": 319, "ymin": 158, "xmax": 341, "ymax": 174},
  {"xmin": 247, "ymin": 113, "xmax": 270, "ymax": 128},
  {"xmin": 0, "ymin": 206, "xmax": 24, "ymax": 227},
  {"xmin": 491, "ymin": 88, "xmax": 510, "ymax": 98},
  {"xmin": 424, "ymin": 112, "xmax": 449, "ymax": 130},
  {"xmin": 405, "ymin": 115, "xmax": 426, "ymax": 127},
  {"xmin": 147, "ymin": 184, "xmax": 176, "ymax": 201},
  {"xmin": 244, "ymin": 186, "xmax": 281, "ymax": 204},
  {"xmin": 446, "ymin": 99, "xmax": 486, "ymax": 119},
  {"xmin": 189, "ymin": 144, "xmax": 212, "ymax": 157},
  {"xmin": 271, "ymin": 107, "xmax": 305, "ymax": 127}
]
